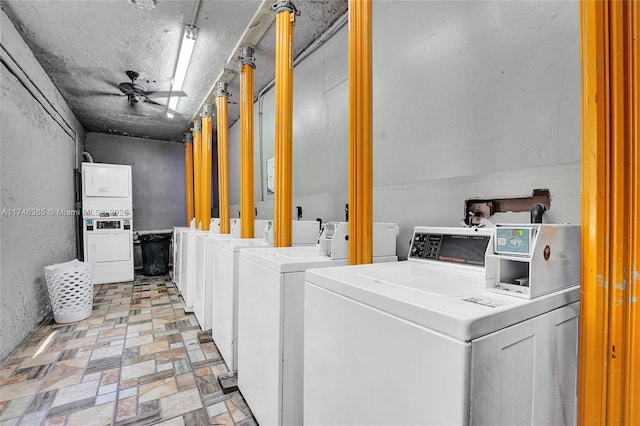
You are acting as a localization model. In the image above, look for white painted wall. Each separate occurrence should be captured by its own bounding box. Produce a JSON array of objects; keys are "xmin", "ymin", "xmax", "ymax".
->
[
  {"xmin": 230, "ymin": 1, "xmax": 581, "ymax": 258},
  {"xmin": 1, "ymin": 10, "xmax": 85, "ymax": 360}
]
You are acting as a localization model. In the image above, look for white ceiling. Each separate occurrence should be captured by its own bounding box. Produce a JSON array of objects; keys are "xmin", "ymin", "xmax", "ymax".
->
[{"xmin": 1, "ymin": 0, "xmax": 347, "ymax": 142}]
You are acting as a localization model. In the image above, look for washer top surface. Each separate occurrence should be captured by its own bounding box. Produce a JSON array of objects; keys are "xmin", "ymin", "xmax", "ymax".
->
[
  {"xmin": 240, "ymin": 246, "xmax": 347, "ymax": 273},
  {"xmin": 196, "ymin": 233, "xmax": 232, "ymax": 242},
  {"xmin": 184, "ymin": 228, "xmax": 208, "ymax": 235},
  {"xmin": 305, "ymin": 261, "xmax": 580, "ymax": 341},
  {"xmin": 214, "ymin": 237, "xmax": 271, "ymax": 252}
]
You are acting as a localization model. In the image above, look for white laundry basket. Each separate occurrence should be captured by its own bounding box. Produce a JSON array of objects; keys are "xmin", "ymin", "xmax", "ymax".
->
[{"xmin": 44, "ymin": 259, "xmax": 94, "ymax": 323}]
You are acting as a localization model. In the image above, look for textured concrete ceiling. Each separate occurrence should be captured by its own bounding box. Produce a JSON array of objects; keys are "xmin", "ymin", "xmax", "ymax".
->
[{"xmin": 1, "ymin": 0, "xmax": 347, "ymax": 142}]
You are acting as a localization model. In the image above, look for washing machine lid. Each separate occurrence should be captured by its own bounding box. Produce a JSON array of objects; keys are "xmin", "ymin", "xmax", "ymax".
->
[
  {"xmin": 240, "ymin": 246, "xmax": 348, "ymax": 273},
  {"xmin": 305, "ymin": 262, "xmax": 580, "ymax": 341},
  {"xmin": 214, "ymin": 237, "xmax": 271, "ymax": 252}
]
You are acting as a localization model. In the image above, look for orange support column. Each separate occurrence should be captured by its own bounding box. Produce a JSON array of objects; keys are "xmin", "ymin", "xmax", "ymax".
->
[
  {"xmin": 215, "ymin": 81, "xmax": 231, "ymax": 234},
  {"xmin": 272, "ymin": 1, "xmax": 298, "ymax": 247},
  {"xmin": 184, "ymin": 134, "xmax": 194, "ymax": 226},
  {"xmin": 192, "ymin": 121, "xmax": 202, "ymax": 229},
  {"xmin": 348, "ymin": 0, "xmax": 373, "ymax": 265},
  {"xmin": 240, "ymin": 45, "xmax": 256, "ymax": 238},
  {"xmin": 578, "ymin": 1, "xmax": 640, "ymax": 424},
  {"xmin": 201, "ymin": 104, "xmax": 213, "ymax": 231}
]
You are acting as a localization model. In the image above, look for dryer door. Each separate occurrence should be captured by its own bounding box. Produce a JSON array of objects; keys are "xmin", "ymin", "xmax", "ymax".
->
[
  {"xmin": 83, "ymin": 165, "xmax": 131, "ymax": 198},
  {"xmin": 86, "ymin": 233, "xmax": 132, "ymax": 262}
]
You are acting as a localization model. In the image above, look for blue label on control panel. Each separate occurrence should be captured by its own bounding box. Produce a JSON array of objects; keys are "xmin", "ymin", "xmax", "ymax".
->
[
  {"xmin": 495, "ymin": 228, "xmax": 530, "ymax": 254},
  {"xmin": 85, "ymin": 219, "xmax": 93, "ymax": 225}
]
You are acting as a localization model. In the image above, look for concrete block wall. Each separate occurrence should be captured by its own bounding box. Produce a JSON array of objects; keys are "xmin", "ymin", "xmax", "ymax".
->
[{"xmin": 1, "ymin": 9, "xmax": 85, "ymax": 361}]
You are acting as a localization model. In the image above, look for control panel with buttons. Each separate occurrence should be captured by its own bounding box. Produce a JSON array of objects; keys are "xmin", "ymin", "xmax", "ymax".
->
[
  {"xmin": 85, "ymin": 219, "xmax": 131, "ymax": 232},
  {"xmin": 97, "ymin": 220, "xmax": 121, "ymax": 230},
  {"xmin": 409, "ymin": 233, "xmax": 444, "ymax": 260},
  {"xmin": 408, "ymin": 230, "xmax": 490, "ymax": 266}
]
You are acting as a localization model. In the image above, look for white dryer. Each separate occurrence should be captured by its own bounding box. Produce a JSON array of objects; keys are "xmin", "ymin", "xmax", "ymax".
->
[
  {"xmin": 83, "ymin": 218, "xmax": 133, "ymax": 284},
  {"xmin": 303, "ymin": 226, "xmax": 580, "ymax": 426},
  {"xmin": 237, "ymin": 222, "xmax": 399, "ymax": 426},
  {"xmin": 212, "ymin": 220, "xmax": 322, "ymax": 373}
]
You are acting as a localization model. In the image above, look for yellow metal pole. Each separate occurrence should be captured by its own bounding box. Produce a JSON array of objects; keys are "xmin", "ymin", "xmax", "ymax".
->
[
  {"xmin": 240, "ymin": 45, "xmax": 256, "ymax": 238},
  {"xmin": 192, "ymin": 121, "xmax": 202, "ymax": 229},
  {"xmin": 578, "ymin": 1, "xmax": 640, "ymax": 424},
  {"xmin": 201, "ymin": 104, "xmax": 213, "ymax": 231},
  {"xmin": 348, "ymin": 0, "xmax": 372, "ymax": 265},
  {"xmin": 273, "ymin": 1, "xmax": 298, "ymax": 247},
  {"xmin": 184, "ymin": 134, "xmax": 194, "ymax": 226},
  {"xmin": 215, "ymin": 81, "xmax": 231, "ymax": 234},
  {"xmin": 626, "ymin": 3, "xmax": 640, "ymax": 422}
]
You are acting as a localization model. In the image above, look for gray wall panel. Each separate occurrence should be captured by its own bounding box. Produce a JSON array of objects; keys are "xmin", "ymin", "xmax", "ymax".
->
[{"xmin": 85, "ymin": 133, "xmax": 186, "ymax": 231}]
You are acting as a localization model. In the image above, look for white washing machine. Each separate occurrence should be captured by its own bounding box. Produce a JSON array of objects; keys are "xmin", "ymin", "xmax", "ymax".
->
[
  {"xmin": 174, "ymin": 227, "xmax": 192, "ymax": 290},
  {"xmin": 192, "ymin": 219, "xmax": 271, "ymax": 331},
  {"xmin": 210, "ymin": 217, "xmax": 221, "ymax": 233},
  {"xmin": 180, "ymin": 228, "xmax": 208, "ymax": 311},
  {"xmin": 212, "ymin": 220, "xmax": 322, "ymax": 373},
  {"xmin": 303, "ymin": 226, "xmax": 580, "ymax": 426},
  {"xmin": 82, "ymin": 163, "xmax": 133, "ymax": 284},
  {"xmin": 172, "ymin": 226, "xmax": 189, "ymax": 285},
  {"xmin": 174, "ymin": 219, "xmax": 220, "ymax": 288},
  {"xmin": 237, "ymin": 222, "xmax": 399, "ymax": 426},
  {"xmin": 193, "ymin": 232, "xmax": 231, "ymax": 329}
]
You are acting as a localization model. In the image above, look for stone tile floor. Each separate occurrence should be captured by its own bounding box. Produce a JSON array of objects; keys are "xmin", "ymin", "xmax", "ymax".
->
[{"xmin": 0, "ymin": 275, "xmax": 257, "ymax": 425}]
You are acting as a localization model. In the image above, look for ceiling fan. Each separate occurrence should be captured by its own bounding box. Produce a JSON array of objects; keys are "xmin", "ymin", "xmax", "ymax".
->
[{"xmin": 116, "ymin": 70, "xmax": 187, "ymax": 109}]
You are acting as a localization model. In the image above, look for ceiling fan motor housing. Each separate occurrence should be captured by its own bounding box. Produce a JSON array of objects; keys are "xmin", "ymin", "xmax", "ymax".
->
[{"xmin": 128, "ymin": 94, "xmax": 140, "ymax": 104}]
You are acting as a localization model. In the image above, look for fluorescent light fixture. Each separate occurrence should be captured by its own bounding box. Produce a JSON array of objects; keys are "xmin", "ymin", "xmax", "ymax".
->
[{"xmin": 167, "ymin": 25, "xmax": 197, "ymax": 118}]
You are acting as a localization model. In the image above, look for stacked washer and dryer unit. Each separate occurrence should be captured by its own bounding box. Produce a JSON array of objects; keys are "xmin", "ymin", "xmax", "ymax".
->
[
  {"xmin": 82, "ymin": 163, "xmax": 134, "ymax": 285},
  {"xmin": 304, "ymin": 224, "xmax": 581, "ymax": 426}
]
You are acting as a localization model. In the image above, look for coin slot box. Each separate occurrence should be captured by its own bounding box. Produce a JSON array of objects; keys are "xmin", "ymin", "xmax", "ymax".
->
[
  {"xmin": 485, "ymin": 224, "xmax": 580, "ymax": 299},
  {"xmin": 499, "ymin": 259, "xmax": 530, "ymax": 288}
]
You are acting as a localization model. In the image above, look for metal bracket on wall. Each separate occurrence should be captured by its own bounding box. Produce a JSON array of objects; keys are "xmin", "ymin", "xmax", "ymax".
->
[{"xmin": 464, "ymin": 189, "xmax": 551, "ymax": 226}]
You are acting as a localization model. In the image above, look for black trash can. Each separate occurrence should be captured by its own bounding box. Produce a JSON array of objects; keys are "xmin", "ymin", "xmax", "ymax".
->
[{"xmin": 140, "ymin": 233, "xmax": 171, "ymax": 276}]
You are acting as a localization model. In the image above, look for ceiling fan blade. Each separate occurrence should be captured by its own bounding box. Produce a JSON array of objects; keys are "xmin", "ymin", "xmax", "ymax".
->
[
  {"xmin": 143, "ymin": 99, "xmax": 182, "ymax": 117},
  {"xmin": 93, "ymin": 92, "xmax": 124, "ymax": 97},
  {"xmin": 65, "ymin": 86, "xmax": 123, "ymax": 97},
  {"xmin": 145, "ymin": 90, "xmax": 188, "ymax": 98}
]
